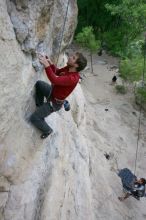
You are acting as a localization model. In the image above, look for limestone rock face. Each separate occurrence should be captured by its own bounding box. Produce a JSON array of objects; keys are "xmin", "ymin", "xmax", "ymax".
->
[{"xmin": 0, "ymin": 0, "xmax": 80, "ymax": 219}]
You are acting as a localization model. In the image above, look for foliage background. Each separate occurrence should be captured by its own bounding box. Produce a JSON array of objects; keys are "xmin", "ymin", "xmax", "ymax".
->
[{"xmin": 76, "ymin": 0, "xmax": 146, "ymax": 100}]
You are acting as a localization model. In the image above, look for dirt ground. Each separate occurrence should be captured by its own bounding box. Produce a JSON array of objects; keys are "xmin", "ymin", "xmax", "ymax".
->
[{"xmin": 81, "ymin": 50, "xmax": 146, "ymax": 219}]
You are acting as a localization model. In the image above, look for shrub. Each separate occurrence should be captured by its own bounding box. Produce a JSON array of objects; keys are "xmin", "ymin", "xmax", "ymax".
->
[
  {"xmin": 135, "ymin": 86, "xmax": 146, "ymax": 103},
  {"xmin": 115, "ymin": 85, "xmax": 127, "ymax": 94},
  {"xmin": 126, "ymin": 39, "xmax": 144, "ymax": 58},
  {"xmin": 119, "ymin": 56, "xmax": 143, "ymax": 82}
]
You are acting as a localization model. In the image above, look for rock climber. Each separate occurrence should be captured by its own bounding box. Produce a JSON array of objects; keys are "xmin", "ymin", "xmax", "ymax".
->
[{"xmin": 30, "ymin": 52, "xmax": 87, "ymax": 139}]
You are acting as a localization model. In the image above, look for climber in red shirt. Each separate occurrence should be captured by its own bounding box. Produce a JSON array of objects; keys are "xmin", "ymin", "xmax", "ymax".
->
[{"xmin": 30, "ymin": 52, "xmax": 87, "ymax": 139}]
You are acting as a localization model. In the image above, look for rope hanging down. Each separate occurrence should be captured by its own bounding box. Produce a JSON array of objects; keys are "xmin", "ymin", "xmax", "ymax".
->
[
  {"xmin": 56, "ymin": 0, "xmax": 70, "ymax": 66},
  {"xmin": 134, "ymin": 34, "xmax": 146, "ymax": 175}
]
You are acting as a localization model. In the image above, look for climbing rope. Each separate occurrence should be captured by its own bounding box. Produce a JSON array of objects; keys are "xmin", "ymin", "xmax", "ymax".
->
[
  {"xmin": 48, "ymin": 0, "xmax": 70, "ymax": 96},
  {"xmin": 134, "ymin": 34, "xmax": 146, "ymax": 175},
  {"xmin": 56, "ymin": 0, "xmax": 70, "ymax": 66}
]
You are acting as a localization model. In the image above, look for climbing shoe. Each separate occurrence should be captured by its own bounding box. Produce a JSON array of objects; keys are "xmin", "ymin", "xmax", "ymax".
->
[{"xmin": 40, "ymin": 129, "xmax": 53, "ymax": 139}]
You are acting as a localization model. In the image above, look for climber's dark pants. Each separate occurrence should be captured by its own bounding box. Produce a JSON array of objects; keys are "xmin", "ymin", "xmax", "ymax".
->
[{"xmin": 30, "ymin": 80, "xmax": 62, "ymax": 134}]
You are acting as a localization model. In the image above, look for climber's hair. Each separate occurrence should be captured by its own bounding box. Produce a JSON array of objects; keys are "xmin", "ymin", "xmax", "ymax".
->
[
  {"xmin": 75, "ymin": 52, "xmax": 87, "ymax": 72},
  {"xmin": 140, "ymin": 178, "xmax": 146, "ymax": 185}
]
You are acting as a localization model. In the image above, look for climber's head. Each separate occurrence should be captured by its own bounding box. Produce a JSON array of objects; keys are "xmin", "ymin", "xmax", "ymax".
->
[
  {"xmin": 138, "ymin": 178, "xmax": 146, "ymax": 185},
  {"xmin": 67, "ymin": 52, "xmax": 87, "ymax": 72}
]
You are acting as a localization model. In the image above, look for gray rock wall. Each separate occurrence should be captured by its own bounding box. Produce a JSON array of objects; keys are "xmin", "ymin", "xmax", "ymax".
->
[{"xmin": 0, "ymin": 0, "xmax": 79, "ymax": 219}]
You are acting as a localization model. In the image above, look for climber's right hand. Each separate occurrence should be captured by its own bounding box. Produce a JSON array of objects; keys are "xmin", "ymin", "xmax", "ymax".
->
[{"xmin": 39, "ymin": 55, "xmax": 50, "ymax": 68}]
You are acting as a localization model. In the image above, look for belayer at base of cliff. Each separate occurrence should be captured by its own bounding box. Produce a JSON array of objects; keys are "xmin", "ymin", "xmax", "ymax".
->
[
  {"xmin": 118, "ymin": 168, "xmax": 146, "ymax": 201},
  {"xmin": 30, "ymin": 52, "xmax": 87, "ymax": 139}
]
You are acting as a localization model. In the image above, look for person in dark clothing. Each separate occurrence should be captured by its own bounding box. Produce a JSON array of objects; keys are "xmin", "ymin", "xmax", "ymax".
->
[
  {"xmin": 30, "ymin": 52, "xmax": 87, "ymax": 139},
  {"xmin": 112, "ymin": 75, "xmax": 117, "ymax": 83},
  {"xmin": 118, "ymin": 178, "xmax": 146, "ymax": 201}
]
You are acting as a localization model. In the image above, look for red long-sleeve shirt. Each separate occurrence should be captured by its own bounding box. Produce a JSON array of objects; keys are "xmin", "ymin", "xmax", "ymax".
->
[{"xmin": 45, "ymin": 65, "xmax": 80, "ymax": 101}]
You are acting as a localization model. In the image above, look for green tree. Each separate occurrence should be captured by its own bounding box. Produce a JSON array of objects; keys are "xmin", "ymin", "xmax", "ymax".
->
[
  {"xmin": 77, "ymin": 0, "xmax": 146, "ymax": 56},
  {"xmin": 105, "ymin": 0, "xmax": 146, "ymax": 48}
]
